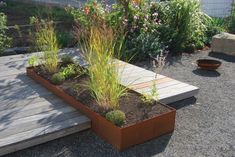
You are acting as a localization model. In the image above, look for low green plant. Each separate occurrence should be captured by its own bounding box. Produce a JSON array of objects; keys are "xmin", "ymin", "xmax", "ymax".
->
[
  {"xmin": 0, "ymin": 12, "xmax": 11, "ymax": 55},
  {"xmin": 28, "ymin": 55, "xmax": 39, "ymax": 67},
  {"xmin": 30, "ymin": 17, "xmax": 59, "ymax": 73},
  {"xmin": 105, "ymin": 110, "xmax": 126, "ymax": 126},
  {"xmin": 124, "ymin": 32, "xmax": 164, "ymax": 61},
  {"xmin": 51, "ymin": 72, "xmax": 65, "ymax": 85},
  {"xmin": 60, "ymin": 64, "xmax": 79, "ymax": 79},
  {"xmin": 141, "ymin": 81, "xmax": 158, "ymax": 104},
  {"xmin": 81, "ymin": 26, "xmax": 126, "ymax": 110},
  {"xmin": 204, "ymin": 17, "xmax": 227, "ymax": 45}
]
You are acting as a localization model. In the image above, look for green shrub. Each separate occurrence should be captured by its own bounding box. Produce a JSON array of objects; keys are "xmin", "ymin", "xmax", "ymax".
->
[
  {"xmin": 106, "ymin": 110, "xmax": 126, "ymax": 126},
  {"xmin": 204, "ymin": 17, "xmax": 227, "ymax": 45},
  {"xmin": 0, "ymin": 12, "xmax": 11, "ymax": 55},
  {"xmin": 51, "ymin": 72, "xmax": 65, "ymax": 85},
  {"xmin": 158, "ymin": 0, "xmax": 209, "ymax": 53},
  {"xmin": 228, "ymin": 5, "xmax": 235, "ymax": 34},
  {"xmin": 60, "ymin": 64, "xmax": 78, "ymax": 79},
  {"xmin": 66, "ymin": 0, "xmax": 106, "ymax": 27},
  {"xmin": 124, "ymin": 32, "xmax": 164, "ymax": 61},
  {"xmin": 68, "ymin": 0, "xmax": 108, "ymax": 45},
  {"xmin": 107, "ymin": 2, "xmax": 164, "ymax": 61},
  {"xmin": 57, "ymin": 31, "xmax": 75, "ymax": 48}
]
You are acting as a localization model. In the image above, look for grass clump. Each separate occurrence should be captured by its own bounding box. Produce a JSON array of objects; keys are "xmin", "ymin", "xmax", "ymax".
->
[
  {"xmin": 31, "ymin": 17, "xmax": 59, "ymax": 73},
  {"xmin": 51, "ymin": 72, "xmax": 65, "ymax": 85},
  {"xmin": 106, "ymin": 110, "xmax": 126, "ymax": 126},
  {"xmin": 81, "ymin": 25, "xmax": 126, "ymax": 110}
]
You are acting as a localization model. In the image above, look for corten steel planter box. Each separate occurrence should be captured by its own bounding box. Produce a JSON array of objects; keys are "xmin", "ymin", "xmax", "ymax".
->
[{"xmin": 27, "ymin": 67, "xmax": 176, "ymax": 150}]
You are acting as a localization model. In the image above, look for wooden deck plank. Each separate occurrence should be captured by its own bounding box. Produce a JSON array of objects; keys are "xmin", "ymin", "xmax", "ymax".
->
[
  {"xmin": 0, "ymin": 86, "xmax": 52, "ymax": 101},
  {"xmin": 0, "ymin": 101, "xmax": 70, "ymax": 122},
  {"xmin": 0, "ymin": 69, "xmax": 25, "ymax": 77},
  {"xmin": 0, "ymin": 105, "xmax": 75, "ymax": 124},
  {"xmin": 128, "ymin": 77, "xmax": 173, "ymax": 90},
  {"xmin": 160, "ymin": 85, "xmax": 199, "ymax": 99},
  {"xmin": 136, "ymin": 80, "xmax": 182, "ymax": 93},
  {"xmin": 143, "ymin": 82, "xmax": 190, "ymax": 95},
  {"xmin": 0, "ymin": 116, "xmax": 90, "ymax": 156},
  {"xmin": 160, "ymin": 88, "xmax": 199, "ymax": 104},
  {"xmin": 0, "ymin": 74, "xmax": 34, "ymax": 87},
  {"xmin": 0, "ymin": 64, "xmax": 27, "ymax": 72},
  {"xmin": 0, "ymin": 122, "xmax": 90, "ymax": 156},
  {"xmin": 120, "ymin": 75, "xmax": 166, "ymax": 86},
  {"xmin": 0, "ymin": 54, "xmax": 29, "ymax": 63},
  {"xmin": 0, "ymin": 116, "xmax": 89, "ymax": 146},
  {"xmin": 0, "ymin": 111, "xmax": 81, "ymax": 137},
  {"xmin": 0, "ymin": 93, "xmax": 58, "ymax": 111}
]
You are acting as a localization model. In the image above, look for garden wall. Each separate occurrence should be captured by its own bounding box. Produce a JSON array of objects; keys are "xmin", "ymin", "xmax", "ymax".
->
[
  {"xmin": 7, "ymin": 0, "xmax": 235, "ymax": 18},
  {"xmin": 201, "ymin": 0, "xmax": 234, "ymax": 17}
]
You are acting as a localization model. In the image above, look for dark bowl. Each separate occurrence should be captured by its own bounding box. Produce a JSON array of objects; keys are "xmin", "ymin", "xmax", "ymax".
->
[{"xmin": 197, "ymin": 59, "xmax": 222, "ymax": 70}]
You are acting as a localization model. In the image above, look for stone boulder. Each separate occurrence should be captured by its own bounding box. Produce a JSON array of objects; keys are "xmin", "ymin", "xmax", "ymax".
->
[{"xmin": 211, "ymin": 32, "xmax": 235, "ymax": 55}]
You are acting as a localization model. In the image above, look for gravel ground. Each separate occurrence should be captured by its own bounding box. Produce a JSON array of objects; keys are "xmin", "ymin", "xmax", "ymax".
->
[{"xmin": 4, "ymin": 51, "xmax": 235, "ymax": 157}]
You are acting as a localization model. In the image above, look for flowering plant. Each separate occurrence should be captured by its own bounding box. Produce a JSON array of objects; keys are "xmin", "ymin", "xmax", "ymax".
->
[
  {"xmin": 67, "ymin": 0, "xmax": 107, "ymax": 27},
  {"xmin": 109, "ymin": 1, "xmax": 164, "ymax": 61}
]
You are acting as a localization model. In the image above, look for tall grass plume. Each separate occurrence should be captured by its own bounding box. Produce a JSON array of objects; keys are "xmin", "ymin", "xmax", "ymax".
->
[{"xmin": 81, "ymin": 25, "xmax": 126, "ymax": 110}]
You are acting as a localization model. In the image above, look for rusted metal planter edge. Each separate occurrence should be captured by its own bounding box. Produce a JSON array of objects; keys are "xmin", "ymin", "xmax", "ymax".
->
[{"xmin": 26, "ymin": 67, "xmax": 176, "ymax": 150}]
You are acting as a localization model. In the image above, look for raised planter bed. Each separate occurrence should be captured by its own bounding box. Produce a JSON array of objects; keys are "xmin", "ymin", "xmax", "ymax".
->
[{"xmin": 27, "ymin": 67, "xmax": 176, "ymax": 150}]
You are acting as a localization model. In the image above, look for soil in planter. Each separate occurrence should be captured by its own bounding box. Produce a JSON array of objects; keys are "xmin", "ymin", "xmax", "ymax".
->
[{"xmin": 34, "ymin": 67, "xmax": 171, "ymax": 128}]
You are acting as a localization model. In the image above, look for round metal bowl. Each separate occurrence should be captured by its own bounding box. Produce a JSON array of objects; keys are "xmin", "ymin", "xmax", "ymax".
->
[{"xmin": 197, "ymin": 59, "xmax": 221, "ymax": 70}]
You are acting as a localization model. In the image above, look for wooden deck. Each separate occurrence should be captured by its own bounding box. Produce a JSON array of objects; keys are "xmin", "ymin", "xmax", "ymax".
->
[
  {"xmin": 0, "ymin": 49, "xmax": 199, "ymax": 155},
  {"xmin": 115, "ymin": 60, "xmax": 199, "ymax": 104},
  {"xmin": 0, "ymin": 53, "xmax": 91, "ymax": 156}
]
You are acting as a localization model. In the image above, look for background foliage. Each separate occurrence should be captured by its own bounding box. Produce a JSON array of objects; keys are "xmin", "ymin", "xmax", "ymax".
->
[{"xmin": 0, "ymin": 12, "xmax": 11, "ymax": 54}]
